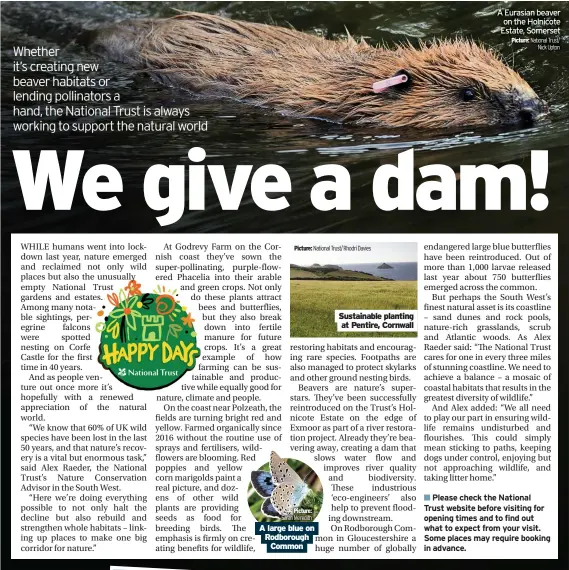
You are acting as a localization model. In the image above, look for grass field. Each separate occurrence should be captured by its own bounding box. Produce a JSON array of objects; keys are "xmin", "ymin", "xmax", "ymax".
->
[
  {"xmin": 290, "ymin": 266, "xmax": 388, "ymax": 280},
  {"xmin": 290, "ymin": 280, "xmax": 418, "ymax": 338}
]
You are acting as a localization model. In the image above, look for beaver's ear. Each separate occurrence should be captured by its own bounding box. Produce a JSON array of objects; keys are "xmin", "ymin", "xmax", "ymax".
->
[{"xmin": 372, "ymin": 70, "xmax": 412, "ymax": 94}]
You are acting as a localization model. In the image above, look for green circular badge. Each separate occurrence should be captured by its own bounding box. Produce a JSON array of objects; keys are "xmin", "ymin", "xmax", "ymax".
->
[{"xmin": 96, "ymin": 281, "xmax": 200, "ymax": 389}]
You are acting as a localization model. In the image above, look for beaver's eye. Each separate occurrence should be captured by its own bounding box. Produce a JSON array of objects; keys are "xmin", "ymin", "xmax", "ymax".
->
[{"xmin": 461, "ymin": 88, "xmax": 476, "ymax": 102}]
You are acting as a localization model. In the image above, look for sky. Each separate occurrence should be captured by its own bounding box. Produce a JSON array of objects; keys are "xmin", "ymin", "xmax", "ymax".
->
[{"xmin": 291, "ymin": 241, "xmax": 417, "ymax": 265}]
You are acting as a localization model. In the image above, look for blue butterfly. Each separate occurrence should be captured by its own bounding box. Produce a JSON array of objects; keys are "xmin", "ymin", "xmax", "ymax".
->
[
  {"xmin": 250, "ymin": 451, "xmax": 310, "ymax": 519},
  {"xmin": 250, "ymin": 470, "xmax": 281, "ymax": 517},
  {"xmin": 251, "ymin": 470, "xmax": 275, "ymax": 498}
]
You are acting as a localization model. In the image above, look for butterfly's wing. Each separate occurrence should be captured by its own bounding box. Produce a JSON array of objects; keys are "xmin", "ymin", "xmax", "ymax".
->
[
  {"xmin": 250, "ymin": 470, "xmax": 275, "ymax": 498},
  {"xmin": 270, "ymin": 451, "xmax": 304, "ymax": 486},
  {"xmin": 261, "ymin": 497, "xmax": 281, "ymax": 518},
  {"xmin": 270, "ymin": 481, "xmax": 310, "ymax": 518},
  {"xmin": 268, "ymin": 452, "xmax": 311, "ymax": 519},
  {"xmin": 271, "ymin": 483, "xmax": 295, "ymax": 517}
]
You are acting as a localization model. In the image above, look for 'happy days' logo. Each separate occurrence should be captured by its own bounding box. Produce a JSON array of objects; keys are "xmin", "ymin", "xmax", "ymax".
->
[{"xmin": 95, "ymin": 280, "xmax": 200, "ymax": 389}]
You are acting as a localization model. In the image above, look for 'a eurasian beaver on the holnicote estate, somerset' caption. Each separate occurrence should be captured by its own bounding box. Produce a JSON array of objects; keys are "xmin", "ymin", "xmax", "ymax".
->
[{"xmin": 90, "ymin": 11, "xmax": 549, "ymax": 130}]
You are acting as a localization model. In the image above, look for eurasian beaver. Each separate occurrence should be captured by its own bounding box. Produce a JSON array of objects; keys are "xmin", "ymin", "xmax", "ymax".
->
[{"xmin": 91, "ymin": 12, "xmax": 548, "ymax": 129}]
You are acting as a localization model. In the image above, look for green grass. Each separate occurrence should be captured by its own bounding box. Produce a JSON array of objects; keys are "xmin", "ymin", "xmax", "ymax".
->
[
  {"xmin": 290, "ymin": 280, "xmax": 417, "ymax": 338},
  {"xmin": 290, "ymin": 265, "xmax": 387, "ymax": 280},
  {"xmin": 290, "ymin": 268, "xmax": 322, "ymax": 278}
]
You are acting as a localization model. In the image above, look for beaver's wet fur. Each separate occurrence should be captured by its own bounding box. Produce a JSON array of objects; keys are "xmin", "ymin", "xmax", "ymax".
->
[{"xmin": 91, "ymin": 12, "xmax": 548, "ymax": 129}]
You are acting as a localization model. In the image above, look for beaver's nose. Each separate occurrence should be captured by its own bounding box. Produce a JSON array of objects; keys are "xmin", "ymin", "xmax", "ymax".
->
[
  {"xmin": 518, "ymin": 108, "xmax": 536, "ymax": 124},
  {"xmin": 518, "ymin": 99, "xmax": 548, "ymax": 124}
]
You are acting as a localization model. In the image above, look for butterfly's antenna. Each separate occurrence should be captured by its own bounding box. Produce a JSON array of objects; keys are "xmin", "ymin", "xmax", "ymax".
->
[{"xmin": 303, "ymin": 470, "xmax": 314, "ymax": 484}]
